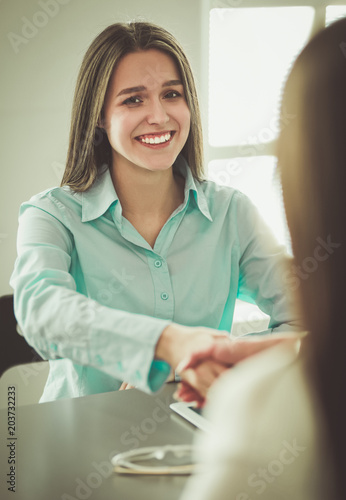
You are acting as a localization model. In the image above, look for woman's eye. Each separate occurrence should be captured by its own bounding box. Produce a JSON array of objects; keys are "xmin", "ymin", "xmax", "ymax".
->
[
  {"xmin": 123, "ymin": 96, "xmax": 142, "ymax": 105},
  {"xmin": 164, "ymin": 90, "xmax": 182, "ymax": 99}
]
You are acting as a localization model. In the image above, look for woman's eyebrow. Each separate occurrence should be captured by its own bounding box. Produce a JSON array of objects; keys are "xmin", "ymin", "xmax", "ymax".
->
[
  {"xmin": 116, "ymin": 80, "xmax": 183, "ymax": 98},
  {"xmin": 116, "ymin": 85, "xmax": 145, "ymax": 97},
  {"xmin": 162, "ymin": 79, "xmax": 183, "ymax": 87}
]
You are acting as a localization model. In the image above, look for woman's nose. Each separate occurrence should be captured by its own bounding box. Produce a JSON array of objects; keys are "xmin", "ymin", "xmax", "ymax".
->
[{"xmin": 146, "ymin": 98, "xmax": 169, "ymax": 126}]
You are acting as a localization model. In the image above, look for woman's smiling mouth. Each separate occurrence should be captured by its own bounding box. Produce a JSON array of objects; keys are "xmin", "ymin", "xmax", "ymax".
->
[{"xmin": 135, "ymin": 131, "xmax": 175, "ymax": 147}]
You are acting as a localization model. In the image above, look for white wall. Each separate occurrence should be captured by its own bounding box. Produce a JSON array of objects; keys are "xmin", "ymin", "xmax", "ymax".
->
[{"xmin": 0, "ymin": 0, "xmax": 205, "ymax": 295}]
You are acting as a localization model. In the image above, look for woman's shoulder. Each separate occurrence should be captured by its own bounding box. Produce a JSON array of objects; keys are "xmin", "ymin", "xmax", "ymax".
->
[
  {"xmin": 21, "ymin": 168, "xmax": 113, "ymax": 222},
  {"xmin": 17, "ymin": 185, "xmax": 84, "ymax": 231},
  {"xmin": 200, "ymin": 177, "xmax": 244, "ymax": 200},
  {"xmin": 26, "ymin": 184, "xmax": 81, "ymax": 205},
  {"xmin": 20, "ymin": 184, "xmax": 83, "ymax": 219},
  {"xmin": 198, "ymin": 178, "xmax": 254, "ymax": 218}
]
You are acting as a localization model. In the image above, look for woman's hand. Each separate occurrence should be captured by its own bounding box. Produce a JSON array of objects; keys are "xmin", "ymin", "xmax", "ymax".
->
[
  {"xmin": 175, "ymin": 358, "xmax": 229, "ymax": 406},
  {"xmin": 155, "ymin": 324, "xmax": 228, "ymax": 372},
  {"xmin": 174, "ymin": 333, "xmax": 300, "ymax": 406},
  {"xmin": 154, "ymin": 324, "xmax": 229, "ymax": 404},
  {"xmin": 119, "ymin": 382, "xmax": 136, "ymax": 390}
]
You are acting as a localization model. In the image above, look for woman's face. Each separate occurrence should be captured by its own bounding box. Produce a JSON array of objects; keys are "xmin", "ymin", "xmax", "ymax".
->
[{"xmin": 103, "ymin": 49, "xmax": 191, "ymax": 174}]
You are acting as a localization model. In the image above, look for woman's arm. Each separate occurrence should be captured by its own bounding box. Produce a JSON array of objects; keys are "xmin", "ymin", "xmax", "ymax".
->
[
  {"xmin": 11, "ymin": 204, "xmax": 174, "ymax": 392},
  {"xmin": 234, "ymin": 191, "xmax": 299, "ymax": 334},
  {"xmin": 11, "ymin": 203, "xmax": 228, "ymax": 393}
]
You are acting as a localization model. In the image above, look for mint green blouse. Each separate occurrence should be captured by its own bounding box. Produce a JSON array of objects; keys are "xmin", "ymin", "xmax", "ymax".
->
[{"xmin": 10, "ymin": 155, "xmax": 295, "ymax": 402}]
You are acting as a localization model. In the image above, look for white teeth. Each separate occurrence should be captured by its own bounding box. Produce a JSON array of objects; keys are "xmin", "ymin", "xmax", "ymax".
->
[{"xmin": 140, "ymin": 132, "xmax": 172, "ymax": 144}]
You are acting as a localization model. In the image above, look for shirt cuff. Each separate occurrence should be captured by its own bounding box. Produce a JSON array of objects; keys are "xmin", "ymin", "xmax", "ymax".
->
[{"xmin": 147, "ymin": 359, "xmax": 172, "ymax": 392}]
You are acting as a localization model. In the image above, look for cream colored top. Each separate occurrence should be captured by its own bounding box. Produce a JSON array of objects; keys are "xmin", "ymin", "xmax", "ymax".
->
[{"xmin": 180, "ymin": 343, "xmax": 333, "ymax": 500}]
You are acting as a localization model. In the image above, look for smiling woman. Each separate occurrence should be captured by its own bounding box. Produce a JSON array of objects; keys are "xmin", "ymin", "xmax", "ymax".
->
[
  {"xmin": 61, "ymin": 22, "xmax": 203, "ymax": 192},
  {"xmin": 102, "ymin": 49, "xmax": 190, "ymax": 171},
  {"xmin": 10, "ymin": 21, "xmax": 296, "ymax": 403},
  {"xmin": 100, "ymin": 49, "xmax": 191, "ymax": 247}
]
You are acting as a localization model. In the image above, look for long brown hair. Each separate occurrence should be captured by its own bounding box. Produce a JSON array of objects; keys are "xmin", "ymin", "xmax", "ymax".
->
[
  {"xmin": 61, "ymin": 22, "xmax": 204, "ymax": 191},
  {"xmin": 278, "ymin": 18, "xmax": 346, "ymax": 499}
]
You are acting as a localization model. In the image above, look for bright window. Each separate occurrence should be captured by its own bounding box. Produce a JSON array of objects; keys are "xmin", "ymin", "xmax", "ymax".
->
[
  {"xmin": 208, "ymin": 156, "xmax": 289, "ymax": 246},
  {"xmin": 209, "ymin": 7, "xmax": 314, "ymax": 147},
  {"xmin": 207, "ymin": 3, "xmax": 346, "ymax": 252},
  {"xmin": 326, "ymin": 5, "xmax": 346, "ymax": 26}
]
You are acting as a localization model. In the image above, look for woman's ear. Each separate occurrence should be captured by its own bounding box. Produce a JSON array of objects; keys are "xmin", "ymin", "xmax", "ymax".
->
[{"xmin": 97, "ymin": 111, "xmax": 107, "ymax": 128}]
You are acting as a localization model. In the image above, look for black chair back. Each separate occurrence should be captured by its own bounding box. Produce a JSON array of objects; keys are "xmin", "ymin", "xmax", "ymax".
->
[{"xmin": 0, "ymin": 294, "xmax": 43, "ymax": 376}]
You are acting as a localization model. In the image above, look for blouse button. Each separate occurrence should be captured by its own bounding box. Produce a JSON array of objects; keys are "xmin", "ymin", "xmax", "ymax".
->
[
  {"xmin": 154, "ymin": 260, "xmax": 162, "ymax": 268},
  {"xmin": 161, "ymin": 292, "xmax": 169, "ymax": 301}
]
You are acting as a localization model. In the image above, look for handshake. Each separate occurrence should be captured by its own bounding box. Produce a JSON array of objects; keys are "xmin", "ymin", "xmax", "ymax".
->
[
  {"xmin": 157, "ymin": 325, "xmax": 300, "ymax": 407},
  {"xmin": 120, "ymin": 324, "xmax": 300, "ymax": 404}
]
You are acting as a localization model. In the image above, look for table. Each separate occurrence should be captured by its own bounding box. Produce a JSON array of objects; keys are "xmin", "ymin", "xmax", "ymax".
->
[{"xmin": 0, "ymin": 383, "xmax": 198, "ymax": 500}]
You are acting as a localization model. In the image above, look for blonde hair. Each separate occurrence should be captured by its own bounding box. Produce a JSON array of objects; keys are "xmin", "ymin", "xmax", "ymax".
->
[{"xmin": 61, "ymin": 22, "xmax": 204, "ymax": 191}]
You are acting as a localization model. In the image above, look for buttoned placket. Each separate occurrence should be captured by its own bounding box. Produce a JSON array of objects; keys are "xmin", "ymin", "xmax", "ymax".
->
[{"xmin": 110, "ymin": 196, "xmax": 190, "ymax": 322}]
